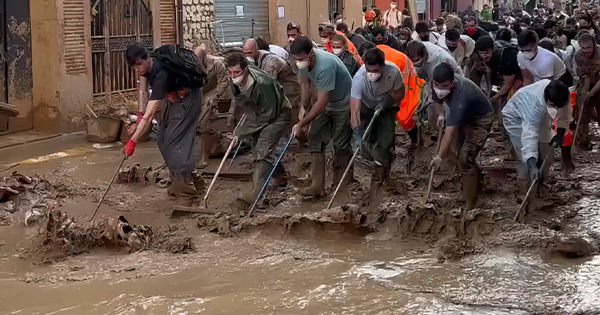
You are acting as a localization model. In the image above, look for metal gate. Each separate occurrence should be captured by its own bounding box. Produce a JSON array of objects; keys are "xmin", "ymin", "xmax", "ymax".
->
[
  {"xmin": 214, "ymin": 0, "xmax": 269, "ymax": 48},
  {"xmin": 91, "ymin": 0, "xmax": 153, "ymax": 108}
]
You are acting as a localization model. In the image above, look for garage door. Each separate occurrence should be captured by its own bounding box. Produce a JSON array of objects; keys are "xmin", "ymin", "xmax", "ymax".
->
[{"xmin": 214, "ymin": 0, "xmax": 269, "ymax": 47}]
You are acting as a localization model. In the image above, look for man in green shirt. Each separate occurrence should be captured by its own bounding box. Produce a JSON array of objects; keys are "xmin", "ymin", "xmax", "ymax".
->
[
  {"xmin": 290, "ymin": 36, "xmax": 354, "ymax": 197},
  {"xmin": 480, "ymin": 5, "xmax": 492, "ymax": 22},
  {"xmin": 225, "ymin": 53, "xmax": 292, "ymax": 205}
]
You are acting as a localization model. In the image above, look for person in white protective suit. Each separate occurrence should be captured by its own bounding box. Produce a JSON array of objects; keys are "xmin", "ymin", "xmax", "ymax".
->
[{"xmin": 502, "ymin": 79, "xmax": 571, "ymax": 193}]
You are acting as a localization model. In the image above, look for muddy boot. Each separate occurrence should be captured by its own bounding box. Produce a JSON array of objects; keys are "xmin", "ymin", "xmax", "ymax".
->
[
  {"xmin": 272, "ymin": 163, "xmax": 288, "ymax": 187},
  {"xmin": 463, "ymin": 171, "xmax": 479, "ymax": 210},
  {"xmin": 301, "ymin": 152, "xmax": 326, "ymax": 197},
  {"xmin": 561, "ymin": 145, "xmax": 575, "ymax": 174},
  {"xmin": 333, "ymin": 148, "xmax": 352, "ymax": 189},
  {"xmin": 240, "ymin": 161, "xmax": 272, "ymax": 204},
  {"xmin": 368, "ymin": 164, "xmax": 388, "ymax": 206}
]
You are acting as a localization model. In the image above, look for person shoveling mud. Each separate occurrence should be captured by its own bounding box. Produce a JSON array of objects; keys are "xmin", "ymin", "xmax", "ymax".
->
[{"xmin": 124, "ymin": 44, "xmax": 205, "ymax": 197}]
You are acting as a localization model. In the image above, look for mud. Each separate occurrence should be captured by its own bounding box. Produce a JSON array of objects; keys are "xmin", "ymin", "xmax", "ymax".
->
[{"xmin": 1, "ymin": 133, "xmax": 600, "ymax": 313}]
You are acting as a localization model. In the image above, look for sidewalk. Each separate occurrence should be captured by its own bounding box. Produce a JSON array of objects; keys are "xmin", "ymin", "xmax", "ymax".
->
[{"xmin": 0, "ymin": 130, "xmax": 61, "ymax": 150}]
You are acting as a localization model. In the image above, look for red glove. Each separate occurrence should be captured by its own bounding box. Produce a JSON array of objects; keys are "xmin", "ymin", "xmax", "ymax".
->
[
  {"xmin": 124, "ymin": 140, "xmax": 136, "ymax": 157},
  {"xmin": 136, "ymin": 112, "xmax": 143, "ymax": 124}
]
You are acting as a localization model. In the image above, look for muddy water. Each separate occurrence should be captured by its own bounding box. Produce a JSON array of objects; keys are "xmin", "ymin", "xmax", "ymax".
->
[{"xmin": 1, "ymin": 134, "xmax": 600, "ymax": 314}]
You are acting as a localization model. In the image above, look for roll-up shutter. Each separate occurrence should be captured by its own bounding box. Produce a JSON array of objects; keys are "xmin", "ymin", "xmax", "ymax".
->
[
  {"xmin": 160, "ymin": 0, "xmax": 177, "ymax": 45},
  {"xmin": 214, "ymin": 0, "xmax": 269, "ymax": 47}
]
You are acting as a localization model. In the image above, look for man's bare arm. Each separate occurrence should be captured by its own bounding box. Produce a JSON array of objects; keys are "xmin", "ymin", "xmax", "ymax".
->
[{"xmin": 131, "ymin": 100, "xmax": 160, "ymax": 143}]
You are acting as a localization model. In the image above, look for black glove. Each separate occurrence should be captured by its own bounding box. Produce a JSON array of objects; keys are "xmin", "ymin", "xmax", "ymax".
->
[
  {"xmin": 527, "ymin": 157, "xmax": 540, "ymax": 183},
  {"xmin": 351, "ymin": 127, "xmax": 361, "ymax": 152},
  {"xmin": 380, "ymin": 93, "xmax": 398, "ymax": 111},
  {"xmin": 550, "ymin": 127, "xmax": 566, "ymax": 148}
]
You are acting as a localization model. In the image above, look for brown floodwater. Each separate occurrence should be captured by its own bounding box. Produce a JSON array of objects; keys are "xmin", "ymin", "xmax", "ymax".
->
[{"xmin": 1, "ymin": 134, "xmax": 600, "ymax": 314}]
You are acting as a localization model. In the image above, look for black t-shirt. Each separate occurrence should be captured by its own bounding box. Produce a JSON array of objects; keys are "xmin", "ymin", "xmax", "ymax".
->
[
  {"xmin": 485, "ymin": 45, "xmax": 520, "ymax": 86},
  {"xmin": 464, "ymin": 27, "xmax": 490, "ymax": 42},
  {"xmin": 386, "ymin": 32, "xmax": 401, "ymax": 50},
  {"xmin": 498, "ymin": 46, "xmax": 520, "ymax": 77},
  {"xmin": 147, "ymin": 57, "xmax": 170, "ymax": 101},
  {"xmin": 445, "ymin": 76, "xmax": 493, "ymax": 126}
]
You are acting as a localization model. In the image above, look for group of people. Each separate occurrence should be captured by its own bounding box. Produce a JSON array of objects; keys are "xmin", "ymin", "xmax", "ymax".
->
[{"xmin": 122, "ymin": 0, "xmax": 600, "ymax": 212}]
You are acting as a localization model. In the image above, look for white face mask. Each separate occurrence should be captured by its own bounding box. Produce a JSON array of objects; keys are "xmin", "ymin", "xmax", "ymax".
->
[
  {"xmin": 232, "ymin": 74, "xmax": 244, "ymax": 85},
  {"xmin": 522, "ymin": 50, "xmax": 536, "ymax": 60},
  {"xmin": 434, "ymin": 87, "xmax": 451, "ymax": 99},
  {"xmin": 521, "ymin": 26, "xmax": 528, "ymax": 31},
  {"xmin": 296, "ymin": 60, "xmax": 310, "ymax": 70},
  {"xmin": 367, "ymin": 72, "xmax": 381, "ymax": 81},
  {"xmin": 332, "ymin": 48, "xmax": 343, "ymax": 55},
  {"xmin": 239, "ymin": 74, "xmax": 254, "ymax": 92},
  {"xmin": 399, "ymin": 39, "xmax": 407, "ymax": 45},
  {"xmin": 321, "ymin": 37, "xmax": 330, "ymax": 44},
  {"xmin": 336, "ymin": 18, "xmax": 343, "ymax": 24}
]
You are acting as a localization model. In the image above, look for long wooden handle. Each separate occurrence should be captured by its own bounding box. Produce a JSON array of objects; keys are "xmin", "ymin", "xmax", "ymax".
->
[{"xmin": 89, "ymin": 156, "xmax": 126, "ymax": 221}]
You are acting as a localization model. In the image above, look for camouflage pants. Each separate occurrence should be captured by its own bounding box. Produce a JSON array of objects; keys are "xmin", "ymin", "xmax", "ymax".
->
[{"xmin": 452, "ymin": 113, "xmax": 492, "ymax": 175}]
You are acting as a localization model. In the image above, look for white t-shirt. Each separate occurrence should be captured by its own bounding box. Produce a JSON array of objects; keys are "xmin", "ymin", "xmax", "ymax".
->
[
  {"xmin": 517, "ymin": 46, "xmax": 566, "ymax": 82},
  {"xmin": 269, "ymin": 45, "xmax": 289, "ymax": 61},
  {"xmin": 439, "ymin": 34, "xmax": 475, "ymax": 66}
]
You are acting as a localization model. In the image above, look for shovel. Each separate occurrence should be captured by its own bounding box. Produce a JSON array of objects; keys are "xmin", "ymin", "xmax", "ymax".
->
[
  {"xmin": 89, "ymin": 155, "xmax": 126, "ymax": 221},
  {"xmin": 513, "ymin": 145, "xmax": 556, "ymax": 222},
  {"xmin": 327, "ymin": 108, "xmax": 382, "ymax": 209},
  {"xmin": 425, "ymin": 127, "xmax": 445, "ymax": 203},
  {"xmin": 200, "ymin": 114, "xmax": 246, "ymax": 209},
  {"xmin": 248, "ymin": 132, "xmax": 295, "ymax": 217}
]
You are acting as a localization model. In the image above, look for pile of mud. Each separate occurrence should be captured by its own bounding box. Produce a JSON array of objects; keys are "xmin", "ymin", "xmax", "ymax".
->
[{"xmin": 28, "ymin": 210, "xmax": 193, "ymax": 263}]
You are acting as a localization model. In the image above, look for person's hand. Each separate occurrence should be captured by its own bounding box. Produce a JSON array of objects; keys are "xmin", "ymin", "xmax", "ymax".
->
[
  {"xmin": 351, "ymin": 127, "xmax": 361, "ymax": 151},
  {"xmin": 430, "ymin": 155, "xmax": 443, "ymax": 172},
  {"xmin": 380, "ymin": 94, "xmax": 397, "ymax": 111},
  {"xmin": 292, "ymin": 123, "xmax": 303, "ymax": 139},
  {"xmin": 550, "ymin": 127, "xmax": 565, "ymax": 148},
  {"xmin": 136, "ymin": 112, "xmax": 143, "ymax": 124},
  {"xmin": 527, "ymin": 157, "xmax": 540, "ymax": 183},
  {"xmin": 227, "ymin": 113, "xmax": 236, "ymax": 127},
  {"xmin": 124, "ymin": 140, "xmax": 137, "ymax": 157},
  {"xmin": 298, "ymin": 104, "xmax": 307, "ymax": 121}
]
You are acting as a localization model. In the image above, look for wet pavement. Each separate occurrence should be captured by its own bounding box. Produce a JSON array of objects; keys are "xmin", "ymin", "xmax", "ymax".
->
[{"xmin": 1, "ymin": 133, "xmax": 600, "ymax": 314}]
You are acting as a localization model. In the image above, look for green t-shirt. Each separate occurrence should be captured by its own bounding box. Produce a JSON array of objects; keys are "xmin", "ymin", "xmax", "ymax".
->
[{"xmin": 300, "ymin": 49, "xmax": 353, "ymax": 112}]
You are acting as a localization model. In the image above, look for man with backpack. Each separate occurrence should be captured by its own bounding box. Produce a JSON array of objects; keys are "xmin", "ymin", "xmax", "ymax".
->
[{"xmin": 125, "ymin": 44, "xmax": 204, "ymax": 196}]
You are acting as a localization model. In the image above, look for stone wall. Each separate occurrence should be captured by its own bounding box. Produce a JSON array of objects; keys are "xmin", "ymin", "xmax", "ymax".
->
[{"xmin": 182, "ymin": 0, "xmax": 215, "ymax": 47}]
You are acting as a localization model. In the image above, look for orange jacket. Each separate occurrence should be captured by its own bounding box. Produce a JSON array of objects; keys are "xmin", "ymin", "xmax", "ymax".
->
[{"xmin": 376, "ymin": 44, "xmax": 423, "ymax": 131}]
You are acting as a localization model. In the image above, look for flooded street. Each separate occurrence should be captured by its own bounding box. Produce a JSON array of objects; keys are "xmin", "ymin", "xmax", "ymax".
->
[{"xmin": 1, "ymin": 133, "xmax": 600, "ymax": 314}]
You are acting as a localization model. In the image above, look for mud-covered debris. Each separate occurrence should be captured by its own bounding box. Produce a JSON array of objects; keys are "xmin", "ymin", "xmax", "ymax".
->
[
  {"xmin": 436, "ymin": 237, "xmax": 483, "ymax": 261},
  {"xmin": 36, "ymin": 211, "xmax": 192, "ymax": 262},
  {"xmin": 0, "ymin": 172, "xmax": 59, "ymax": 226},
  {"xmin": 117, "ymin": 163, "xmax": 140, "ymax": 183},
  {"xmin": 318, "ymin": 204, "xmax": 366, "ymax": 225},
  {"xmin": 548, "ymin": 236, "xmax": 598, "ymax": 258}
]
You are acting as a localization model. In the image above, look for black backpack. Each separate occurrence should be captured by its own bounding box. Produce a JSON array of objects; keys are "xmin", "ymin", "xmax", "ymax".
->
[{"xmin": 150, "ymin": 44, "xmax": 206, "ymax": 91}]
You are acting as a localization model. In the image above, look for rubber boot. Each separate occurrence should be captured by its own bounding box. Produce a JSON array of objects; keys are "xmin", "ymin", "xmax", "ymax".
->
[
  {"xmin": 240, "ymin": 160, "xmax": 272, "ymax": 204},
  {"xmin": 302, "ymin": 152, "xmax": 326, "ymax": 197},
  {"xmin": 333, "ymin": 148, "xmax": 352, "ymax": 188},
  {"xmin": 561, "ymin": 144, "xmax": 575, "ymax": 174},
  {"xmin": 463, "ymin": 170, "xmax": 479, "ymax": 210},
  {"xmin": 369, "ymin": 164, "xmax": 388, "ymax": 206}
]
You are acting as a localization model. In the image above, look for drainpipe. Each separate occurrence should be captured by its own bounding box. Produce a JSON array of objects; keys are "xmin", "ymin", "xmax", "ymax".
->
[{"xmin": 177, "ymin": 0, "xmax": 183, "ymax": 44}]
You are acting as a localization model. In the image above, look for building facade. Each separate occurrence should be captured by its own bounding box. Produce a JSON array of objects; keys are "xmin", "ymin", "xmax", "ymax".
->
[{"xmin": 1, "ymin": 0, "xmax": 368, "ymax": 135}]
